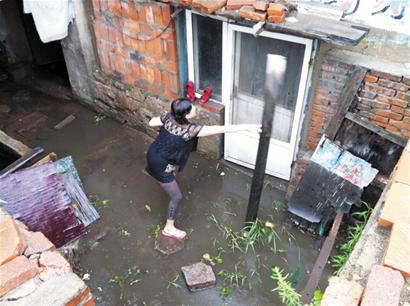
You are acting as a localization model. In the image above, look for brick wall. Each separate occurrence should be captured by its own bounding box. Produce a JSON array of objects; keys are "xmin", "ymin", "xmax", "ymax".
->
[
  {"xmin": 91, "ymin": 0, "xmax": 179, "ymax": 100},
  {"xmin": 354, "ymin": 71, "xmax": 410, "ymax": 137},
  {"xmin": 287, "ymin": 58, "xmax": 410, "ymax": 198}
]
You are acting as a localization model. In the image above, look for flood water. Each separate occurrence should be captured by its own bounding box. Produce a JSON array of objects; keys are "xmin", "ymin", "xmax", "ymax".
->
[{"xmin": 0, "ymin": 83, "xmax": 333, "ymax": 305}]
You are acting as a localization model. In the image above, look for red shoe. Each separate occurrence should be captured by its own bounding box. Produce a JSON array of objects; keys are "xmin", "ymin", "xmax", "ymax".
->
[
  {"xmin": 199, "ymin": 87, "xmax": 212, "ymax": 105},
  {"xmin": 185, "ymin": 81, "xmax": 195, "ymax": 102}
]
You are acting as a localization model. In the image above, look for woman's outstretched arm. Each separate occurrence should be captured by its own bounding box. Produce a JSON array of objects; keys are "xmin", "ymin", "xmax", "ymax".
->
[{"xmin": 197, "ymin": 124, "xmax": 261, "ymax": 137}]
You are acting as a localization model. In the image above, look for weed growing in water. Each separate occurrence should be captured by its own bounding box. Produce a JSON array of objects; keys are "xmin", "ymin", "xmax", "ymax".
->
[
  {"xmin": 331, "ymin": 203, "xmax": 372, "ymax": 275},
  {"xmin": 147, "ymin": 224, "xmax": 161, "ymax": 239},
  {"xmin": 202, "ymin": 253, "xmax": 223, "ymax": 266},
  {"xmin": 218, "ymin": 265, "xmax": 248, "ymax": 297},
  {"xmin": 270, "ymin": 266, "xmax": 301, "ymax": 306},
  {"xmin": 94, "ymin": 114, "xmax": 106, "ymax": 125},
  {"xmin": 166, "ymin": 275, "xmax": 182, "ymax": 289},
  {"xmin": 109, "ymin": 267, "xmax": 142, "ymax": 300}
]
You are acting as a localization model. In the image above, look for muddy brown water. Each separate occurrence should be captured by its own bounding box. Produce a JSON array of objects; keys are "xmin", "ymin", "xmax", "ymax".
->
[{"xmin": 0, "ymin": 83, "xmax": 333, "ymax": 306}]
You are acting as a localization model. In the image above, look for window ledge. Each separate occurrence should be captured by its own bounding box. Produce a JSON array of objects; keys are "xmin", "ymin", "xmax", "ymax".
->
[{"xmin": 197, "ymin": 100, "xmax": 225, "ymax": 114}]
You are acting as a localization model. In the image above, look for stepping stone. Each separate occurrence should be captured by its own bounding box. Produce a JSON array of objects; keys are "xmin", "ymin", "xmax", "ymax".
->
[
  {"xmin": 181, "ymin": 262, "xmax": 216, "ymax": 292},
  {"xmin": 154, "ymin": 233, "xmax": 185, "ymax": 256}
]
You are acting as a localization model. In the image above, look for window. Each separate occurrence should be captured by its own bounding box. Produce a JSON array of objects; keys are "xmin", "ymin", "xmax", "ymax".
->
[{"xmin": 186, "ymin": 12, "xmax": 223, "ymax": 102}]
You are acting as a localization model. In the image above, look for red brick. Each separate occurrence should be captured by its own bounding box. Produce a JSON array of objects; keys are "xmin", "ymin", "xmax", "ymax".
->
[
  {"xmin": 109, "ymin": 52, "xmax": 128, "ymax": 75},
  {"xmin": 107, "ymin": 0, "xmax": 122, "ymax": 16},
  {"xmin": 97, "ymin": 48, "xmax": 111, "ymax": 74},
  {"xmin": 391, "ymin": 105, "xmax": 405, "ymax": 114},
  {"xmin": 0, "ymin": 256, "xmax": 39, "ymax": 296},
  {"xmin": 239, "ymin": 6, "xmax": 266, "ymax": 21},
  {"xmin": 364, "ymin": 74, "xmax": 378, "ymax": 83},
  {"xmin": 193, "ymin": 0, "xmax": 229, "ymax": 13},
  {"xmin": 160, "ymin": 59, "xmax": 178, "ymax": 72},
  {"xmin": 358, "ymin": 90, "xmax": 377, "ymax": 99},
  {"xmin": 253, "ymin": 1, "xmax": 268, "ymax": 11},
  {"xmin": 107, "ymin": 21, "xmax": 123, "ymax": 45},
  {"xmin": 395, "ymin": 91, "xmax": 410, "ymax": 103},
  {"xmin": 91, "ymin": 0, "xmax": 100, "ymax": 16},
  {"xmin": 66, "ymin": 287, "xmax": 92, "ymax": 306},
  {"xmin": 141, "ymin": 64, "xmax": 155, "ymax": 84},
  {"xmin": 370, "ymin": 70, "xmax": 402, "ymax": 82},
  {"xmin": 384, "ymin": 222, "xmax": 410, "ymax": 277},
  {"xmin": 154, "ymin": 67, "xmax": 162, "ymax": 85},
  {"xmin": 376, "ymin": 94, "xmax": 393, "ymax": 104},
  {"xmin": 403, "ymin": 77, "xmax": 410, "ymax": 86},
  {"xmin": 370, "ymin": 119, "xmax": 388, "ymax": 128},
  {"xmin": 390, "ymin": 119, "xmax": 410, "ymax": 130},
  {"xmin": 162, "ymin": 71, "xmax": 179, "ymax": 93},
  {"xmin": 370, "ymin": 113, "xmax": 389, "ymax": 123},
  {"xmin": 392, "ymin": 83, "xmax": 410, "ymax": 92},
  {"xmin": 99, "ymin": 0, "xmax": 108, "ymax": 11},
  {"xmin": 401, "ymin": 129, "xmax": 410, "ymax": 137},
  {"xmin": 121, "ymin": 1, "xmax": 139, "ymax": 20},
  {"xmin": 386, "ymin": 125, "xmax": 400, "ymax": 133},
  {"xmin": 392, "ymin": 97, "xmax": 409, "ymax": 108},
  {"xmin": 39, "ymin": 250, "xmax": 71, "ymax": 272},
  {"xmin": 268, "ymin": 13, "xmax": 285, "ymax": 23},
  {"xmin": 163, "ymin": 89, "xmax": 179, "ymax": 100},
  {"xmin": 321, "ymin": 277, "xmax": 363, "ymax": 306},
  {"xmin": 267, "ymin": 3, "xmax": 286, "ymax": 16},
  {"xmin": 364, "ymin": 84, "xmax": 396, "ymax": 97},
  {"xmin": 361, "ymin": 265, "xmax": 404, "ymax": 306},
  {"xmin": 24, "ymin": 232, "xmax": 55, "ymax": 257},
  {"xmin": 93, "ymin": 19, "xmax": 109, "ymax": 41},
  {"xmin": 153, "ymin": 6, "xmax": 166, "ymax": 26},
  {"xmin": 405, "ymin": 108, "xmax": 410, "ymax": 116},
  {"xmin": 403, "ymin": 116, "xmax": 410, "ymax": 124},
  {"xmin": 226, "ymin": 0, "xmax": 256, "ymax": 10},
  {"xmin": 129, "ymin": 61, "xmax": 141, "ymax": 79},
  {"xmin": 373, "ymin": 109, "xmax": 403, "ymax": 121},
  {"xmin": 0, "ymin": 213, "xmax": 26, "ymax": 266},
  {"xmin": 123, "ymin": 19, "xmax": 140, "ymax": 36},
  {"xmin": 165, "ymin": 39, "xmax": 178, "ymax": 62},
  {"xmin": 139, "ymin": 5, "xmax": 155, "ymax": 23}
]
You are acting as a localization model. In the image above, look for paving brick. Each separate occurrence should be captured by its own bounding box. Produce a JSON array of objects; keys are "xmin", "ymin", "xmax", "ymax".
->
[
  {"xmin": 321, "ymin": 277, "xmax": 363, "ymax": 306},
  {"xmin": 361, "ymin": 265, "xmax": 404, "ymax": 306},
  {"xmin": 0, "ymin": 256, "xmax": 39, "ymax": 297},
  {"xmin": 181, "ymin": 262, "xmax": 216, "ymax": 292},
  {"xmin": 192, "ymin": 0, "xmax": 227, "ymax": 14},
  {"xmin": 24, "ymin": 232, "xmax": 55, "ymax": 257},
  {"xmin": 384, "ymin": 222, "xmax": 410, "ymax": 277},
  {"xmin": 226, "ymin": 0, "xmax": 255, "ymax": 10},
  {"xmin": 239, "ymin": 5, "xmax": 266, "ymax": 21},
  {"xmin": 0, "ymin": 214, "xmax": 26, "ymax": 266},
  {"xmin": 0, "ymin": 273, "xmax": 89, "ymax": 305},
  {"xmin": 379, "ymin": 182, "xmax": 410, "ymax": 227}
]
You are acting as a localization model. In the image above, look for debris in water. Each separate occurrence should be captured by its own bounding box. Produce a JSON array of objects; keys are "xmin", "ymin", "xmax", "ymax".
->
[
  {"xmin": 220, "ymin": 172, "xmax": 225, "ymax": 176},
  {"xmin": 82, "ymin": 273, "xmax": 91, "ymax": 280},
  {"xmin": 54, "ymin": 114, "xmax": 76, "ymax": 130},
  {"xmin": 94, "ymin": 114, "xmax": 106, "ymax": 125},
  {"xmin": 144, "ymin": 204, "xmax": 152, "ymax": 213}
]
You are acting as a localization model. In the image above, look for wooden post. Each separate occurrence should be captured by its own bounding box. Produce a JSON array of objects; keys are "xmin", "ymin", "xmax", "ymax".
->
[{"xmin": 245, "ymin": 54, "xmax": 287, "ymax": 222}]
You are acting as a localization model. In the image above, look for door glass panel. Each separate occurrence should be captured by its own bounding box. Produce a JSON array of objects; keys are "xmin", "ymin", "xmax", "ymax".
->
[
  {"xmin": 232, "ymin": 32, "xmax": 305, "ymax": 142},
  {"xmin": 192, "ymin": 14, "xmax": 222, "ymax": 101}
]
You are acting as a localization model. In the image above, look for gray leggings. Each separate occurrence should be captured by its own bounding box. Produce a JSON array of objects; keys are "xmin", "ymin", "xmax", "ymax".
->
[{"xmin": 159, "ymin": 180, "xmax": 183, "ymax": 220}]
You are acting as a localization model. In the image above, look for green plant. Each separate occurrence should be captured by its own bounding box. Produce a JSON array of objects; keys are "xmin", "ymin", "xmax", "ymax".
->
[
  {"xmin": 218, "ymin": 284, "xmax": 231, "ymax": 298},
  {"xmin": 202, "ymin": 253, "xmax": 223, "ymax": 266},
  {"xmin": 147, "ymin": 224, "xmax": 161, "ymax": 239},
  {"xmin": 331, "ymin": 203, "xmax": 372, "ymax": 275},
  {"xmin": 270, "ymin": 266, "xmax": 301, "ymax": 306},
  {"xmin": 94, "ymin": 114, "xmax": 106, "ymax": 125},
  {"xmin": 166, "ymin": 275, "xmax": 182, "ymax": 289},
  {"xmin": 261, "ymin": 221, "xmax": 281, "ymax": 253},
  {"xmin": 218, "ymin": 265, "xmax": 247, "ymax": 288},
  {"xmin": 311, "ymin": 289, "xmax": 324, "ymax": 306},
  {"xmin": 109, "ymin": 267, "xmax": 142, "ymax": 300}
]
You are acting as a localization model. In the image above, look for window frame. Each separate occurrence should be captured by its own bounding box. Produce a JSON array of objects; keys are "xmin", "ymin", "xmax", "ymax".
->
[{"xmin": 185, "ymin": 10, "xmax": 227, "ymax": 104}]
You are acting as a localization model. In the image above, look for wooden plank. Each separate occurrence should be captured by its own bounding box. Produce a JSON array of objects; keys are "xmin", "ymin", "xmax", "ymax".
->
[
  {"xmin": 345, "ymin": 112, "xmax": 407, "ymax": 147},
  {"xmin": 54, "ymin": 115, "xmax": 75, "ymax": 130},
  {"xmin": 383, "ymin": 222, "xmax": 410, "ymax": 277},
  {"xmin": 0, "ymin": 147, "xmax": 44, "ymax": 179},
  {"xmin": 325, "ymin": 66, "xmax": 367, "ymax": 140},
  {"xmin": 301, "ymin": 210, "xmax": 344, "ymax": 304},
  {"xmin": 31, "ymin": 152, "xmax": 58, "ymax": 167},
  {"xmin": 0, "ymin": 130, "xmax": 31, "ymax": 156},
  {"xmin": 245, "ymin": 54, "xmax": 286, "ymax": 222}
]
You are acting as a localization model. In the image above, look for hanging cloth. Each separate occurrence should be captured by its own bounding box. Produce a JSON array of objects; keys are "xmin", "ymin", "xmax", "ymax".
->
[{"xmin": 23, "ymin": 0, "xmax": 75, "ymax": 43}]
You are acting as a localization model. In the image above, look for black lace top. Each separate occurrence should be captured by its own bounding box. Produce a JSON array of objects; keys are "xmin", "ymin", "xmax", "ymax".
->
[{"xmin": 146, "ymin": 113, "xmax": 202, "ymax": 182}]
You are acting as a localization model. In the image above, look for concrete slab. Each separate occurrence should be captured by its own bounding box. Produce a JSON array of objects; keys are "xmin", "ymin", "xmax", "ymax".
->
[{"xmin": 181, "ymin": 262, "xmax": 216, "ymax": 292}]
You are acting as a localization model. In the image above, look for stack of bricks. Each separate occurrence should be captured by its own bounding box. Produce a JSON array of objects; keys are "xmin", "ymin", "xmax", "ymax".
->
[
  {"xmin": 354, "ymin": 71, "xmax": 410, "ymax": 138},
  {"xmin": 92, "ymin": 0, "xmax": 179, "ymax": 100},
  {"xmin": 0, "ymin": 208, "xmax": 94, "ymax": 305}
]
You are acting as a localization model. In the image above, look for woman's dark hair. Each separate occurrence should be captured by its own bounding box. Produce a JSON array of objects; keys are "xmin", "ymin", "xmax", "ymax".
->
[{"xmin": 171, "ymin": 98, "xmax": 192, "ymax": 124}]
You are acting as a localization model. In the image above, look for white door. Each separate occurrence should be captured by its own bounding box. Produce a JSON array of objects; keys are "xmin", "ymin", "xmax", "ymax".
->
[{"xmin": 223, "ymin": 25, "xmax": 312, "ymax": 180}]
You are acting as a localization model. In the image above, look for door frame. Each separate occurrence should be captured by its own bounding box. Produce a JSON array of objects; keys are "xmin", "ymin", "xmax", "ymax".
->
[{"xmin": 223, "ymin": 24, "xmax": 313, "ymax": 180}]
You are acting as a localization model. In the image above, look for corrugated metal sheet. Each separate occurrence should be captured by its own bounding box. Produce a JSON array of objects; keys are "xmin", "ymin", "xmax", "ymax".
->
[{"xmin": 0, "ymin": 159, "xmax": 98, "ymax": 247}]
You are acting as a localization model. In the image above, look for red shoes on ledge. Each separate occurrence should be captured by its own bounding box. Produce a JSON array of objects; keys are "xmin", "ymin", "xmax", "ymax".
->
[{"xmin": 185, "ymin": 81, "xmax": 212, "ymax": 105}]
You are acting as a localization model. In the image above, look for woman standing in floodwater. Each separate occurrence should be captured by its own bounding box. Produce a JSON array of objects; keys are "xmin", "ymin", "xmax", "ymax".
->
[{"xmin": 146, "ymin": 98, "xmax": 261, "ymax": 240}]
